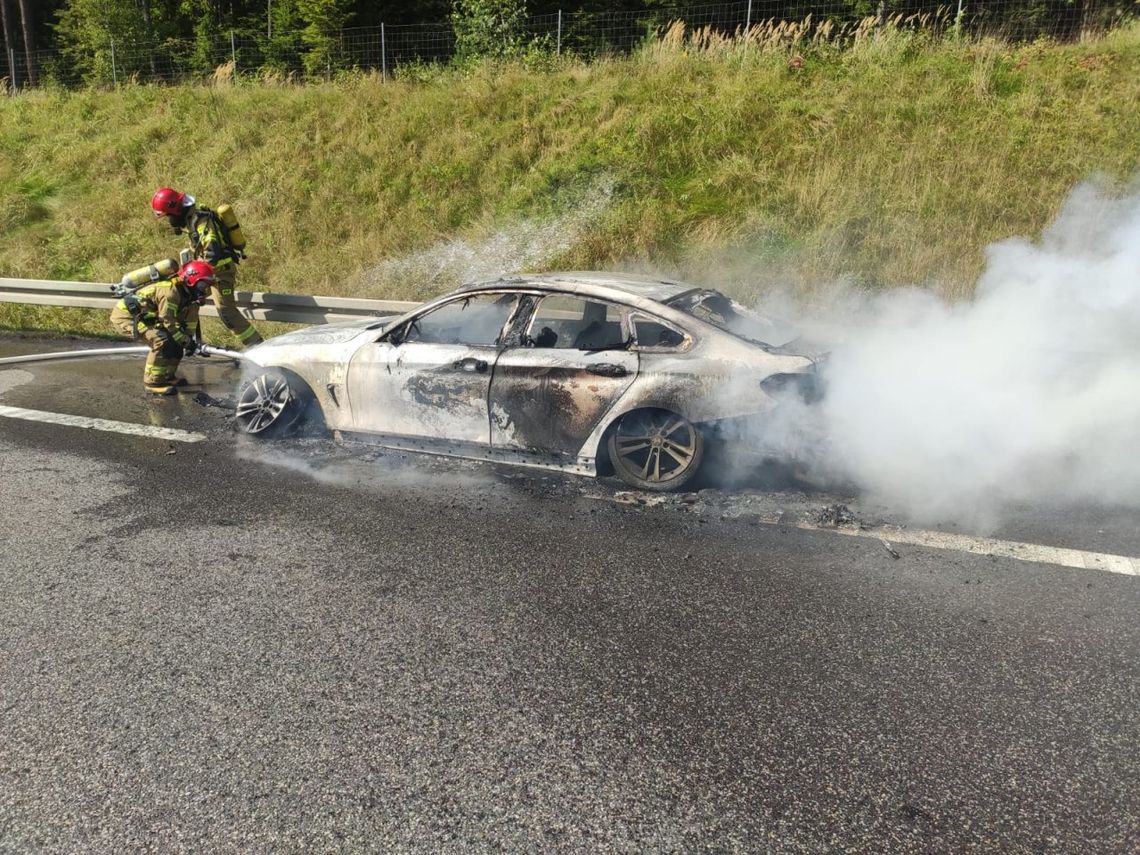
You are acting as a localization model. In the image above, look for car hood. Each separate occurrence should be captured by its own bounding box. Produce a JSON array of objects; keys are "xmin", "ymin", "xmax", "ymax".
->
[{"xmin": 254, "ymin": 316, "xmax": 391, "ymax": 349}]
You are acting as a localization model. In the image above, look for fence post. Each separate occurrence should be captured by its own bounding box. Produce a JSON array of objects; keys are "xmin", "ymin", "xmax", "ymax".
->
[
  {"xmin": 557, "ymin": 10, "xmax": 562, "ymax": 56},
  {"xmin": 7, "ymin": 48, "xmax": 15, "ymax": 94},
  {"xmin": 110, "ymin": 40, "xmax": 117, "ymax": 85},
  {"xmin": 267, "ymin": 0, "xmax": 272, "ymax": 39},
  {"xmin": 381, "ymin": 22, "xmax": 387, "ymax": 80},
  {"xmin": 231, "ymin": 31, "xmax": 237, "ymax": 70},
  {"xmin": 746, "ymin": 0, "xmax": 753, "ymax": 31}
]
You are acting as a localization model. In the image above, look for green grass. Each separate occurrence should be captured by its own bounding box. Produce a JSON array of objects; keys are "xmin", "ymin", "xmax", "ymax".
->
[{"xmin": 1, "ymin": 21, "xmax": 1137, "ymax": 336}]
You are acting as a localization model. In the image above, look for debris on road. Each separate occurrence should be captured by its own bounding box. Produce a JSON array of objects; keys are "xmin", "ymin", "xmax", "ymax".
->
[
  {"xmin": 881, "ymin": 539, "xmax": 901, "ymax": 560},
  {"xmin": 193, "ymin": 391, "xmax": 236, "ymax": 411},
  {"xmin": 816, "ymin": 503, "xmax": 857, "ymax": 528}
]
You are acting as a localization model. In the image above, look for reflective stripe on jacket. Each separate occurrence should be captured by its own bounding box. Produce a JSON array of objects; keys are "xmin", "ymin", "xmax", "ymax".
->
[{"xmin": 113, "ymin": 280, "xmax": 194, "ymax": 345}]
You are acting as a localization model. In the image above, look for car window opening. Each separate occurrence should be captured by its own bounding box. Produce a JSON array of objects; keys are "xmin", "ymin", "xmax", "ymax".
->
[
  {"xmin": 667, "ymin": 290, "xmax": 796, "ymax": 348},
  {"xmin": 401, "ymin": 293, "xmax": 519, "ymax": 347},
  {"xmin": 526, "ymin": 296, "xmax": 627, "ymax": 351},
  {"xmin": 632, "ymin": 315, "xmax": 685, "ymax": 349}
]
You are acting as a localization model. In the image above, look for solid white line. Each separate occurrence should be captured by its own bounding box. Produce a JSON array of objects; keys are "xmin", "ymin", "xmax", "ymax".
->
[
  {"xmin": 795, "ymin": 522, "xmax": 1140, "ymax": 576},
  {"xmin": 0, "ymin": 405, "xmax": 206, "ymax": 444},
  {"xmin": 592, "ymin": 492, "xmax": 1140, "ymax": 576}
]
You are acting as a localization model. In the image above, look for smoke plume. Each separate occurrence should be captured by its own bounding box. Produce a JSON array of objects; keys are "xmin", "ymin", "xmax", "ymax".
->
[
  {"xmin": 788, "ymin": 180, "xmax": 1140, "ymax": 524},
  {"xmin": 359, "ymin": 177, "xmax": 615, "ymax": 297}
]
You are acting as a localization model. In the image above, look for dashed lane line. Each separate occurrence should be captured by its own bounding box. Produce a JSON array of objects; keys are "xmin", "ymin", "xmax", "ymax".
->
[{"xmin": 0, "ymin": 405, "xmax": 207, "ymax": 444}]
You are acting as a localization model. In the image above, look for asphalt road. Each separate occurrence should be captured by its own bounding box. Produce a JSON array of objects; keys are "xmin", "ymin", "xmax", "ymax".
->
[{"xmin": 1, "ymin": 336, "xmax": 1138, "ymax": 853}]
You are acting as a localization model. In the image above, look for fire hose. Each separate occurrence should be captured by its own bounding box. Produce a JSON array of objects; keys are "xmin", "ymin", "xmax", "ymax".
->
[{"xmin": 0, "ymin": 343, "xmax": 245, "ymax": 367}]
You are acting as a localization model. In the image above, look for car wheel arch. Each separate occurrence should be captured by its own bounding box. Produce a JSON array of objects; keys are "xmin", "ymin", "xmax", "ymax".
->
[
  {"xmin": 235, "ymin": 365, "xmax": 327, "ymax": 437},
  {"xmin": 597, "ymin": 404, "xmax": 707, "ymax": 490}
]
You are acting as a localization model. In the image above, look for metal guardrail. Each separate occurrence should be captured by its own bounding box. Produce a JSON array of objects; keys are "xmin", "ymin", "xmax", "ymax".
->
[{"xmin": 0, "ymin": 278, "xmax": 418, "ymax": 326}]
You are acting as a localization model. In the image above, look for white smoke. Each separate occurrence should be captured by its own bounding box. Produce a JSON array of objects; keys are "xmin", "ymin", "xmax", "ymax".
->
[
  {"xmin": 792, "ymin": 180, "xmax": 1140, "ymax": 524},
  {"xmin": 360, "ymin": 177, "xmax": 616, "ymax": 296}
]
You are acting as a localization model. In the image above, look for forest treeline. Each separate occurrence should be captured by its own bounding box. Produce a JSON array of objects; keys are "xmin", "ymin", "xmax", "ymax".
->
[{"xmin": 2, "ymin": 0, "xmax": 1126, "ymax": 88}]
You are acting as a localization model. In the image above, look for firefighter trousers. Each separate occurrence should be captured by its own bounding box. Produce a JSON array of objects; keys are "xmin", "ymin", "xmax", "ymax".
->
[
  {"xmin": 110, "ymin": 312, "xmax": 183, "ymax": 389},
  {"xmin": 210, "ymin": 265, "xmax": 263, "ymax": 348}
]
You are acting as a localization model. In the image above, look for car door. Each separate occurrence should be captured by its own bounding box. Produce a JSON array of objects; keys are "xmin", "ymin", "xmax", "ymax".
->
[
  {"xmin": 489, "ymin": 294, "xmax": 638, "ymax": 457},
  {"xmin": 345, "ymin": 292, "xmax": 521, "ymax": 444}
]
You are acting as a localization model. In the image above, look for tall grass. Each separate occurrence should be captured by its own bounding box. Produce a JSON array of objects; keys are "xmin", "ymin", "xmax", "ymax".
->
[{"xmin": 1, "ymin": 19, "xmax": 1137, "ymax": 335}]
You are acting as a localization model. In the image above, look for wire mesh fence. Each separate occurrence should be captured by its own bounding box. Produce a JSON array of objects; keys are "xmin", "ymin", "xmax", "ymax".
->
[{"xmin": 4, "ymin": 0, "xmax": 1135, "ymax": 91}]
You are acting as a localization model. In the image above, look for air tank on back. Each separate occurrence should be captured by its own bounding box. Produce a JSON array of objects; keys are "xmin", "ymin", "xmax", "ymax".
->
[{"xmin": 113, "ymin": 257, "xmax": 180, "ymax": 296}]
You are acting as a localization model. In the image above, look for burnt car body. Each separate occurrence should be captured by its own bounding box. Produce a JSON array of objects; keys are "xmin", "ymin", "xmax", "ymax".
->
[{"xmin": 234, "ymin": 272, "xmax": 823, "ymax": 490}]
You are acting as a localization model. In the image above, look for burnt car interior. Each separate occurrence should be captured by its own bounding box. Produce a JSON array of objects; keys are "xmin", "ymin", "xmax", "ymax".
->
[
  {"xmin": 383, "ymin": 290, "xmax": 691, "ymax": 354},
  {"xmin": 632, "ymin": 316, "xmax": 686, "ymax": 348},
  {"xmin": 524, "ymin": 296, "xmax": 627, "ymax": 350},
  {"xmin": 389, "ymin": 294, "xmax": 519, "ymax": 347}
]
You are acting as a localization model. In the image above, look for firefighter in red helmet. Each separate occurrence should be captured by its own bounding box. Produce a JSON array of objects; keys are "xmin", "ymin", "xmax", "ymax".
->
[
  {"xmin": 150, "ymin": 187, "xmax": 263, "ymax": 348},
  {"xmin": 109, "ymin": 260, "xmax": 214, "ymax": 395}
]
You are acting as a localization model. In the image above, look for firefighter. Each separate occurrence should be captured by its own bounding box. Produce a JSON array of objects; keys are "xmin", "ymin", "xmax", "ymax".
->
[
  {"xmin": 109, "ymin": 260, "xmax": 215, "ymax": 396},
  {"xmin": 150, "ymin": 187, "xmax": 264, "ymax": 348}
]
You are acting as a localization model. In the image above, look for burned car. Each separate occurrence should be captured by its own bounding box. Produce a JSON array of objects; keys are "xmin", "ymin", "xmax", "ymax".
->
[{"xmin": 234, "ymin": 272, "xmax": 823, "ymax": 491}]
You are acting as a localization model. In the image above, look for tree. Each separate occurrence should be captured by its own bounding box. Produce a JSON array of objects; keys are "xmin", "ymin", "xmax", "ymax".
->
[
  {"xmin": 296, "ymin": 0, "xmax": 352, "ymax": 76},
  {"xmin": 16, "ymin": 0, "xmax": 34, "ymax": 85},
  {"xmin": 1, "ymin": 0, "xmax": 16, "ymax": 90},
  {"xmin": 451, "ymin": 0, "xmax": 527, "ymax": 62}
]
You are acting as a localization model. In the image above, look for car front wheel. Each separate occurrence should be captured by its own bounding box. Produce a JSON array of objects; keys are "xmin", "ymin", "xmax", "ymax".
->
[
  {"xmin": 607, "ymin": 408, "xmax": 705, "ymax": 491},
  {"xmin": 235, "ymin": 369, "xmax": 312, "ymax": 438}
]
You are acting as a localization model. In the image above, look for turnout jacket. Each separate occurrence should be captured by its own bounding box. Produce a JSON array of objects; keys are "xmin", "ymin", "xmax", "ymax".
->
[
  {"xmin": 187, "ymin": 207, "xmax": 240, "ymax": 269},
  {"xmin": 111, "ymin": 279, "xmax": 196, "ymax": 344}
]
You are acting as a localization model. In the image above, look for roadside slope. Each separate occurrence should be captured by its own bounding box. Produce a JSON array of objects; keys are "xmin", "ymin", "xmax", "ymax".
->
[{"xmin": 1, "ymin": 23, "xmax": 1137, "ymax": 334}]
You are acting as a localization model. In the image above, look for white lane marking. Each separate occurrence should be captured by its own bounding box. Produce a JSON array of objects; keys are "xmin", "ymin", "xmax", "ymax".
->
[
  {"xmin": 794, "ymin": 522, "xmax": 1140, "ymax": 576},
  {"xmin": 591, "ymin": 493, "xmax": 1140, "ymax": 576},
  {"xmin": 0, "ymin": 405, "xmax": 206, "ymax": 444}
]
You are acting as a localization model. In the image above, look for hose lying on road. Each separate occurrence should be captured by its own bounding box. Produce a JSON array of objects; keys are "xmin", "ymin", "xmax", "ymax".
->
[
  {"xmin": 0, "ymin": 344, "xmax": 246, "ymax": 366},
  {"xmin": 0, "ymin": 345, "xmax": 152, "ymax": 366}
]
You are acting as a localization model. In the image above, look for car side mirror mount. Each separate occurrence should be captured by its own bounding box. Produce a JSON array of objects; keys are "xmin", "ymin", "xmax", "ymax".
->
[{"xmin": 382, "ymin": 325, "xmax": 405, "ymax": 346}]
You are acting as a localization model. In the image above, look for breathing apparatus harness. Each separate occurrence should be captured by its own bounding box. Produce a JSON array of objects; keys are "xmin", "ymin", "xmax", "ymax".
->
[{"xmin": 188, "ymin": 206, "xmax": 246, "ymax": 266}]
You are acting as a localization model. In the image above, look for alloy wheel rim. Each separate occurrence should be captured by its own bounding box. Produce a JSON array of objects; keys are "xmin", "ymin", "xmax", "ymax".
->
[
  {"xmin": 235, "ymin": 374, "xmax": 291, "ymax": 434},
  {"xmin": 614, "ymin": 412, "xmax": 697, "ymax": 483}
]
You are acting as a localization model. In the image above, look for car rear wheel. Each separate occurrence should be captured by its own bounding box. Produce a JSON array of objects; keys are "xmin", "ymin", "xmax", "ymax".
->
[
  {"xmin": 607, "ymin": 408, "xmax": 705, "ymax": 491},
  {"xmin": 235, "ymin": 369, "xmax": 311, "ymax": 438}
]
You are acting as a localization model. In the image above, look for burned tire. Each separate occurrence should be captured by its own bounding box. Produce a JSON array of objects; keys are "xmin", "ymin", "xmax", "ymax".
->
[
  {"xmin": 607, "ymin": 408, "xmax": 705, "ymax": 492},
  {"xmin": 235, "ymin": 369, "xmax": 312, "ymax": 438}
]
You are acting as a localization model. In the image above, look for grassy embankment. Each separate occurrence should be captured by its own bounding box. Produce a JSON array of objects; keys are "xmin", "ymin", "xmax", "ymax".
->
[{"xmin": 0, "ymin": 20, "xmax": 1137, "ymax": 341}]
